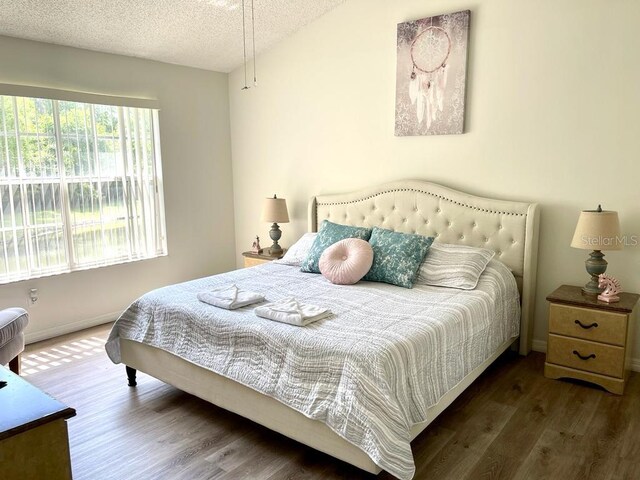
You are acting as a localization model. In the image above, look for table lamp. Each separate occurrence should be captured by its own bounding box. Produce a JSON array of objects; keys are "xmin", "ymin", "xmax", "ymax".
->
[
  {"xmin": 261, "ymin": 194, "xmax": 289, "ymax": 256},
  {"xmin": 570, "ymin": 205, "xmax": 622, "ymax": 295}
]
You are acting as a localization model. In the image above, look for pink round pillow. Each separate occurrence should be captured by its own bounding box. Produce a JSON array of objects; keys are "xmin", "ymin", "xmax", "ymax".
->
[{"xmin": 319, "ymin": 238, "xmax": 373, "ymax": 285}]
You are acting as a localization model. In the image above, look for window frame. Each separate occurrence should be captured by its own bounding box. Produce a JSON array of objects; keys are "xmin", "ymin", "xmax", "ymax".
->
[{"xmin": 0, "ymin": 91, "xmax": 167, "ymax": 284}]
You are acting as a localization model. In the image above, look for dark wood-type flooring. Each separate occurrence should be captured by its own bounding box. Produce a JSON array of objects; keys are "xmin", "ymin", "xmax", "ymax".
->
[{"xmin": 21, "ymin": 324, "xmax": 640, "ymax": 480}]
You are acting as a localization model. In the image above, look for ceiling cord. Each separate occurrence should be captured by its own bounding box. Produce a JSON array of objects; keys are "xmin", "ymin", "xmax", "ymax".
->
[
  {"xmin": 241, "ymin": 0, "xmax": 249, "ymax": 90},
  {"xmin": 251, "ymin": 0, "xmax": 257, "ymax": 86}
]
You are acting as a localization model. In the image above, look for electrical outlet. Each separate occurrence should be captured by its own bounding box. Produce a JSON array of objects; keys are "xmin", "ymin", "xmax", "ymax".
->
[{"xmin": 29, "ymin": 288, "xmax": 38, "ymax": 304}]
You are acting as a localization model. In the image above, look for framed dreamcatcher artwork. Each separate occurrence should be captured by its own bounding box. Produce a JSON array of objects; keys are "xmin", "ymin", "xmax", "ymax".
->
[{"xmin": 395, "ymin": 10, "xmax": 470, "ymax": 136}]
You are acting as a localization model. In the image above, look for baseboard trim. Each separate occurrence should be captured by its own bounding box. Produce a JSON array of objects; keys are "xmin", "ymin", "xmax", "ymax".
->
[
  {"xmin": 531, "ymin": 339, "xmax": 547, "ymax": 353},
  {"xmin": 25, "ymin": 311, "xmax": 119, "ymax": 344},
  {"xmin": 531, "ymin": 338, "xmax": 640, "ymax": 373}
]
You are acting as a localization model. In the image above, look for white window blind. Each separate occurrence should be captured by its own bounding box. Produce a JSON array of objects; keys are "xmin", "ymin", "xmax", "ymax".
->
[{"xmin": 0, "ymin": 92, "xmax": 166, "ymax": 284}]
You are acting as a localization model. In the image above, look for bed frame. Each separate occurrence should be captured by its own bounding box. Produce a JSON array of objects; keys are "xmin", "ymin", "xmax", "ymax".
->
[{"xmin": 121, "ymin": 180, "xmax": 540, "ymax": 475}]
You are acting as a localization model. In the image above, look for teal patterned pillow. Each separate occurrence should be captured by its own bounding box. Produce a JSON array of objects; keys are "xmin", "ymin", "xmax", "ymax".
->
[
  {"xmin": 301, "ymin": 220, "xmax": 372, "ymax": 273},
  {"xmin": 363, "ymin": 227, "xmax": 434, "ymax": 288}
]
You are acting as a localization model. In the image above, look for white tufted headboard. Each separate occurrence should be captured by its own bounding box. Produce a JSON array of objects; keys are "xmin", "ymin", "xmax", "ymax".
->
[{"xmin": 308, "ymin": 180, "xmax": 540, "ymax": 355}]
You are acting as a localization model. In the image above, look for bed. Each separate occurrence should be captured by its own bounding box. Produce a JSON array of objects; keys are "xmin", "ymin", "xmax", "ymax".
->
[{"xmin": 106, "ymin": 180, "xmax": 540, "ymax": 479}]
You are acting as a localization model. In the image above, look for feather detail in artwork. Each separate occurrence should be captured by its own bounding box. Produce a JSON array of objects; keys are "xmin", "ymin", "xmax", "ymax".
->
[
  {"xmin": 435, "ymin": 87, "xmax": 444, "ymax": 112},
  {"xmin": 421, "ymin": 75, "xmax": 431, "ymax": 93},
  {"xmin": 409, "ymin": 75, "xmax": 419, "ymax": 105},
  {"xmin": 428, "ymin": 81, "xmax": 436, "ymax": 122},
  {"xmin": 417, "ymin": 91, "xmax": 425, "ymax": 124},
  {"xmin": 425, "ymin": 91, "xmax": 431, "ymax": 129},
  {"xmin": 436, "ymin": 69, "xmax": 445, "ymax": 112}
]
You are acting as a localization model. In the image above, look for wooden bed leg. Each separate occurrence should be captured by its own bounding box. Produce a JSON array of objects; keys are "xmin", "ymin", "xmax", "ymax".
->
[
  {"xmin": 126, "ymin": 366, "xmax": 137, "ymax": 387},
  {"xmin": 9, "ymin": 355, "xmax": 20, "ymax": 375}
]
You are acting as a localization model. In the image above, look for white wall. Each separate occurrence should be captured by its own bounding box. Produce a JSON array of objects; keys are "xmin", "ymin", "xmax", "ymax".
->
[
  {"xmin": 0, "ymin": 36, "xmax": 236, "ymax": 342},
  {"xmin": 229, "ymin": 0, "xmax": 640, "ymax": 355}
]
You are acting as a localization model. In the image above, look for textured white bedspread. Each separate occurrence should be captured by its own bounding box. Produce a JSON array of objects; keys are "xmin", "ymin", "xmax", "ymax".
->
[{"xmin": 106, "ymin": 260, "xmax": 520, "ymax": 480}]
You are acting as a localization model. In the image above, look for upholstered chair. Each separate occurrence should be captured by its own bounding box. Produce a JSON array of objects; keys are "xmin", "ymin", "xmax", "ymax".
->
[{"xmin": 0, "ymin": 308, "xmax": 29, "ymax": 374}]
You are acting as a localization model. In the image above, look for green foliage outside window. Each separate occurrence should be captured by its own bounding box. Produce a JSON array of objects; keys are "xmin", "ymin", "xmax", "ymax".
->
[{"xmin": 0, "ymin": 94, "xmax": 162, "ymax": 282}]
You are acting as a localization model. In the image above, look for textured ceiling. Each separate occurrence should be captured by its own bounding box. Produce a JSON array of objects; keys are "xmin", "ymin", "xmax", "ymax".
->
[{"xmin": 0, "ymin": 0, "xmax": 345, "ymax": 72}]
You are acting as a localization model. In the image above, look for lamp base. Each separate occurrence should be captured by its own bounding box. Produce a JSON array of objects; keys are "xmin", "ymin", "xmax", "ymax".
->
[
  {"xmin": 268, "ymin": 223, "xmax": 283, "ymax": 256},
  {"xmin": 581, "ymin": 282, "xmax": 602, "ymax": 297},
  {"xmin": 581, "ymin": 250, "xmax": 607, "ymax": 296}
]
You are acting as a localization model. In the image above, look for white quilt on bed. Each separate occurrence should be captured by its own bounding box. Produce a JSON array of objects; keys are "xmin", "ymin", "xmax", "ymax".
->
[{"xmin": 105, "ymin": 260, "xmax": 519, "ymax": 480}]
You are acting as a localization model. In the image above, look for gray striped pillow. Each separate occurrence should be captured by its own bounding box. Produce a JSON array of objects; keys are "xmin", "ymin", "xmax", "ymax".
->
[
  {"xmin": 276, "ymin": 233, "xmax": 318, "ymax": 266},
  {"xmin": 416, "ymin": 243, "xmax": 495, "ymax": 290}
]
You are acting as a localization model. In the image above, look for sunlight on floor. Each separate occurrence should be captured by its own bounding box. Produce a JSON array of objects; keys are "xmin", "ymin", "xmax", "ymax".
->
[{"xmin": 21, "ymin": 336, "xmax": 106, "ymax": 377}]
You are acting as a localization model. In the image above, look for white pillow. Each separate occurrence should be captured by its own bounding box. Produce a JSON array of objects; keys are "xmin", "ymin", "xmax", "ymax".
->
[
  {"xmin": 415, "ymin": 243, "xmax": 495, "ymax": 290},
  {"xmin": 274, "ymin": 233, "xmax": 318, "ymax": 266}
]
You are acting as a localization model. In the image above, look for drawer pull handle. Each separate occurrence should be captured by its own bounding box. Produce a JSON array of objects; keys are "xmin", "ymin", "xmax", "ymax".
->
[
  {"xmin": 575, "ymin": 319, "xmax": 598, "ymax": 329},
  {"xmin": 572, "ymin": 350, "xmax": 596, "ymax": 361}
]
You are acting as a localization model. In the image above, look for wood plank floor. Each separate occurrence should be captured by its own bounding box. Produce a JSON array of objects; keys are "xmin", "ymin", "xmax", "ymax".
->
[{"xmin": 21, "ymin": 324, "xmax": 640, "ymax": 480}]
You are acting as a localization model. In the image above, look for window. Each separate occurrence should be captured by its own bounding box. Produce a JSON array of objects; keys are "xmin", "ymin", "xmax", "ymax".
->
[{"xmin": 0, "ymin": 92, "xmax": 166, "ymax": 284}]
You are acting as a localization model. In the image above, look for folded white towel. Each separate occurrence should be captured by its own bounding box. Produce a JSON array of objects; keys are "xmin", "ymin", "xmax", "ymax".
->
[
  {"xmin": 197, "ymin": 284, "xmax": 265, "ymax": 310},
  {"xmin": 254, "ymin": 298, "xmax": 331, "ymax": 326}
]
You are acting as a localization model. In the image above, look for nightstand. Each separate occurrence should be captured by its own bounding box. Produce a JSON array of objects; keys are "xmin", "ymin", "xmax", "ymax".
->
[
  {"xmin": 242, "ymin": 249, "xmax": 286, "ymax": 268},
  {"xmin": 544, "ymin": 285, "xmax": 639, "ymax": 394}
]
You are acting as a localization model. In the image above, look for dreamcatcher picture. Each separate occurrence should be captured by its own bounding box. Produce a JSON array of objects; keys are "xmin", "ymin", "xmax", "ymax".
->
[{"xmin": 395, "ymin": 10, "xmax": 470, "ymax": 136}]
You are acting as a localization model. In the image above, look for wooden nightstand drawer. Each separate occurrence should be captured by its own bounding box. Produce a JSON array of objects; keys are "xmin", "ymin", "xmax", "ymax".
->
[
  {"xmin": 242, "ymin": 250, "xmax": 286, "ymax": 268},
  {"xmin": 548, "ymin": 303, "xmax": 627, "ymax": 346},
  {"xmin": 547, "ymin": 334, "xmax": 624, "ymax": 378},
  {"xmin": 244, "ymin": 257, "xmax": 269, "ymax": 268}
]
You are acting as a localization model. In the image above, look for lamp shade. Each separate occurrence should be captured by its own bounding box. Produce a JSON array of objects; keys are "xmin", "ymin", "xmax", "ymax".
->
[
  {"xmin": 261, "ymin": 195, "xmax": 289, "ymax": 223},
  {"xmin": 570, "ymin": 208, "xmax": 622, "ymax": 251}
]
